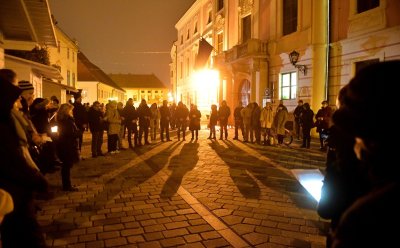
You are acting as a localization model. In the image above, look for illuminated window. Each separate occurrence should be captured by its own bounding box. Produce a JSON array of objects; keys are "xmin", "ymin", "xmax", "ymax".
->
[
  {"xmin": 283, "ymin": 0, "xmax": 298, "ymax": 36},
  {"xmin": 242, "ymin": 15, "xmax": 251, "ymax": 42},
  {"xmin": 280, "ymin": 72, "xmax": 297, "ymax": 100},
  {"xmin": 357, "ymin": 0, "xmax": 379, "ymax": 13},
  {"xmin": 217, "ymin": 33, "xmax": 223, "ymax": 54},
  {"xmin": 217, "ymin": 0, "xmax": 224, "ymax": 11},
  {"xmin": 133, "ymin": 96, "xmax": 137, "ymax": 101}
]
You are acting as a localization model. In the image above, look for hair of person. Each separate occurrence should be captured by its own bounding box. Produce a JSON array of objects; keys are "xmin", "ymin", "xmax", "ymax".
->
[
  {"xmin": 56, "ymin": 103, "xmax": 74, "ymax": 121},
  {"xmin": 0, "ymin": 69, "xmax": 17, "ymax": 84}
]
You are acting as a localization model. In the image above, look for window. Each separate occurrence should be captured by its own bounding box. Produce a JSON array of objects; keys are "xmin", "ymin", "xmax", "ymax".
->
[
  {"xmin": 242, "ymin": 15, "xmax": 251, "ymax": 42},
  {"xmin": 72, "ymin": 52, "xmax": 75, "ymax": 62},
  {"xmin": 141, "ymin": 90, "xmax": 144, "ymax": 93},
  {"xmin": 217, "ymin": 0, "xmax": 224, "ymax": 11},
  {"xmin": 194, "ymin": 22, "xmax": 198, "ymax": 34},
  {"xmin": 357, "ymin": 0, "xmax": 379, "ymax": 13},
  {"xmin": 72, "ymin": 73, "xmax": 75, "ymax": 86},
  {"xmin": 133, "ymin": 96, "xmax": 137, "ymax": 101},
  {"xmin": 207, "ymin": 11, "xmax": 212, "ymax": 24},
  {"xmin": 57, "ymin": 41, "xmax": 61, "ymax": 53},
  {"xmin": 187, "ymin": 29, "xmax": 190, "ymax": 40},
  {"xmin": 180, "ymin": 61, "xmax": 183, "ymax": 79},
  {"xmin": 161, "ymin": 91, "xmax": 163, "ymax": 93},
  {"xmin": 355, "ymin": 59, "xmax": 379, "ymax": 74},
  {"xmin": 280, "ymin": 72, "xmax": 297, "ymax": 100},
  {"xmin": 67, "ymin": 48, "xmax": 70, "ymax": 59},
  {"xmin": 148, "ymin": 90, "xmax": 151, "ymax": 93},
  {"xmin": 186, "ymin": 57, "xmax": 190, "ymax": 76},
  {"xmin": 217, "ymin": 33, "xmax": 223, "ymax": 54},
  {"xmin": 181, "ymin": 35, "xmax": 183, "ymax": 44},
  {"xmin": 283, "ymin": 0, "xmax": 298, "ymax": 35},
  {"xmin": 67, "ymin": 70, "xmax": 70, "ymax": 86}
]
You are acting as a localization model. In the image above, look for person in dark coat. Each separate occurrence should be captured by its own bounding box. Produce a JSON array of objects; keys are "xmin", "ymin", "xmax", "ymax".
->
[
  {"xmin": 189, "ymin": 104, "xmax": 201, "ymax": 140},
  {"xmin": 122, "ymin": 98, "xmax": 138, "ymax": 148},
  {"xmin": 175, "ymin": 101, "xmax": 189, "ymax": 141},
  {"xmin": 208, "ymin": 104, "xmax": 218, "ymax": 139},
  {"xmin": 56, "ymin": 103, "xmax": 80, "ymax": 191},
  {"xmin": 293, "ymin": 100, "xmax": 304, "ymax": 140},
  {"xmin": 136, "ymin": 99, "xmax": 151, "ymax": 145},
  {"xmin": 159, "ymin": 100, "xmax": 171, "ymax": 142},
  {"xmin": 233, "ymin": 101, "xmax": 244, "ymax": 140},
  {"xmin": 72, "ymin": 93, "xmax": 88, "ymax": 152},
  {"xmin": 329, "ymin": 61, "xmax": 400, "ymax": 248},
  {"xmin": 169, "ymin": 102, "xmax": 177, "ymax": 130},
  {"xmin": 315, "ymin": 100, "xmax": 332, "ymax": 150},
  {"xmin": 218, "ymin": 100, "xmax": 230, "ymax": 140},
  {"xmin": 251, "ymin": 102, "xmax": 261, "ymax": 144},
  {"xmin": 300, "ymin": 102, "xmax": 314, "ymax": 148},
  {"xmin": 88, "ymin": 101, "xmax": 105, "ymax": 157},
  {"xmin": 0, "ymin": 76, "xmax": 48, "ymax": 248}
]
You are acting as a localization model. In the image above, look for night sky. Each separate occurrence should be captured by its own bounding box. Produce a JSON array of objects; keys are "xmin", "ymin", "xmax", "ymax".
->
[{"xmin": 48, "ymin": 0, "xmax": 196, "ymax": 86}]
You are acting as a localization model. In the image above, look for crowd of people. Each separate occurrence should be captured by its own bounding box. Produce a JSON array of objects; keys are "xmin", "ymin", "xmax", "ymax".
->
[{"xmin": 1, "ymin": 60, "xmax": 399, "ymax": 247}]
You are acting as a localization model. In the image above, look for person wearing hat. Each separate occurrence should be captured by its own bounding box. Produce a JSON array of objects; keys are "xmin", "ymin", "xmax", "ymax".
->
[{"xmin": 0, "ymin": 76, "xmax": 48, "ymax": 247}]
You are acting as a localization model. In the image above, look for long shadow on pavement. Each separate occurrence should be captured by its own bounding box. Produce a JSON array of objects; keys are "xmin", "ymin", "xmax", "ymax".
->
[
  {"xmin": 209, "ymin": 140, "xmax": 317, "ymax": 210},
  {"xmin": 161, "ymin": 141, "xmax": 200, "ymax": 199}
]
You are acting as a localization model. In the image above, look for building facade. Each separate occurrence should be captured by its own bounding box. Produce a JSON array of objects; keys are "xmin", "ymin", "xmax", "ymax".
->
[
  {"xmin": 171, "ymin": 0, "xmax": 400, "ymax": 123},
  {"xmin": 109, "ymin": 74, "xmax": 168, "ymax": 106},
  {"xmin": 77, "ymin": 52, "xmax": 125, "ymax": 105},
  {"xmin": 47, "ymin": 25, "xmax": 79, "ymax": 103}
]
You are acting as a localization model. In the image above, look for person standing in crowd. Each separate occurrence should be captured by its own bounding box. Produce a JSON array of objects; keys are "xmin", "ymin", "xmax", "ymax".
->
[
  {"xmin": 0, "ymin": 76, "xmax": 48, "ymax": 248},
  {"xmin": 149, "ymin": 103, "xmax": 160, "ymax": 141},
  {"xmin": 0, "ymin": 68, "xmax": 18, "ymax": 85},
  {"xmin": 241, "ymin": 103, "xmax": 254, "ymax": 143},
  {"xmin": 315, "ymin": 100, "xmax": 332, "ymax": 150},
  {"xmin": 105, "ymin": 101, "xmax": 122, "ymax": 153},
  {"xmin": 317, "ymin": 85, "xmax": 370, "ymax": 247},
  {"xmin": 123, "ymin": 98, "xmax": 138, "ymax": 148},
  {"xmin": 55, "ymin": 103, "xmax": 80, "ymax": 191},
  {"xmin": 189, "ymin": 104, "xmax": 201, "ymax": 140},
  {"xmin": 293, "ymin": 100, "xmax": 304, "ymax": 140},
  {"xmin": 116, "ymin": 102, "xmax": 126, "ymax": 150},
  {"xmin": 169, "ymin": 102, "xmax": 177, "ymax": 130},
  {"xmin": 72, "ymin": 93, "xmax": 88, "ymax": 153},
  {"xmin": 251, "ymin": 102, "xmax": 261, "ymax": 144},
  {"xmin": 175, "ymin": 101, "xmax": 189, "ymax": 141},
  {"xmin": 272, "ymin": 103, "xmax": 288, "ymax": 145},
  {"xmin": 88, "ymin": 101, "xmax": 105, "ymax": 158},
  {"xmin": 207, "ymin": 104, "xmax": 218, "ymax": 139},
  {"xmin": 329, "ymin": 61, "xmax": 400, "ymax": 247},
  {"xmin": 218, "ymin": 100, "xmax": 230, "ymax": 140},
  {"xmin": 300, "ymin": 103, "xmax": 314, "ymax": 148},
  {"xmin": 137, "ymin": 99, "xmax": 151, "ymax": 145},
  {"xmin": 260, "ymin": 101, "xmax": 274, "ymax": 145},
  {"xmin": 233, "ymin": 101, "xmax": 244, "ymax": 141},
  {"xmin": 159, "ymin": 100, "xmax": 172, "ymax": 142}
]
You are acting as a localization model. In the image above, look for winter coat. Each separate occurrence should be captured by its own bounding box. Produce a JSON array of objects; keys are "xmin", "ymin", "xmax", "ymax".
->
[
  {"xmin": 122, "ymin": 104, "xmax": 138, "ymax": 129},
  {"xmin": 159, "ymin": 105, "xmax": 171, "ymax": 126},
  {"xmin": 218, "ymin": 105, "xmax": 231, "ymax": 125},
  {"xmin": 209, "ymin": 110, "xmax": 218, "ymax": 126},
  {"xmin": 315, "ymin": 106, "xmax": 332, "ymax": 133},
  {"xmin": 88, "ymin": 107, "xmax": 104, "ymax": 133},
  {"xmin": 251, "ymin": 105, "xmax": 261, "ymax": 129},
  {"xmin": 301, "ymin": 108, "xmax": 315, "ymax": 130},
  {"xmin": 241, "ymin": 105, "xmax": 253, "ymax": 126},
  {"xmin": 189, "ymin": 109, "xmax": 201, "ymax": 131},
  {"xmin": 137, "ymin": 104, "xmax": 151, "ymax": 128},
  {"xmin": 260, "ymin": 105, "xmax": 274, "ymax": 129},
  {"xmin": 150, "ymin": 107, "xmax": 161, "ymax": 129},
  {"xmin": 175, "ymin": 106, "xmax": 189, "ymax": 126},
  {"xmin": 272, "ymin": 106, "xmax": 288, "ymax": 135},
  {"xmin": 73, "ymin": 102, "xmax": 88, "ymax": 130},
  {"xmin": 56, "ymin": 116, "xmax": 80, "ymax": 165},
  {"xmin": 105, "ymin": 107, "xmax": 121, "ymax": 135}
]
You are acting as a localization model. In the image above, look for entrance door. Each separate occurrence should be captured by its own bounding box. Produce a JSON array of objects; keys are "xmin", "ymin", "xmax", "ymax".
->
[{"xmin": 240, "ymin": 79, "xmax": 250, "ymax": 106}]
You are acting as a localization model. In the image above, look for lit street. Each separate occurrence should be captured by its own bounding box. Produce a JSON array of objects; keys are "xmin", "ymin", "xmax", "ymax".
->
[{"xmin": 37, "ymin": 129, "xmax": 328, "ymax": 248}]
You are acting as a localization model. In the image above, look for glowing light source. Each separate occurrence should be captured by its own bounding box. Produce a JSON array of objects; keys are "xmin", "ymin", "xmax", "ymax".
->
[
  {"xmin": 167, "ymin": 92, "xmax": 174, "ymax": 102},
  {"xmin": 191, "ymin": 69, "xmax": 219, "ymax": 113},
  {"xmin": 51, "ymin": 126, "xmax": 58, "ymax": 133},
  {"xmin": 291, "ymin": 169, "xmax": 324, "ymax": 202}
]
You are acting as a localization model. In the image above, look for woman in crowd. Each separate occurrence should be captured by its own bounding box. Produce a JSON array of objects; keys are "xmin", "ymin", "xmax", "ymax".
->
[
  {"xmin": 56, "ymin": 103, "xmax": 80, "ymax": 191},
  {"xmin": 207, "ymin": 104, "xmax": 218, "ymax": 140},
  {"xmin": 189, "ymin": 104, "xmax": 201, "ymax": 140},
  {"xmin": 149, "ymin": 102, "xmax": 160, "ymax": 141}
]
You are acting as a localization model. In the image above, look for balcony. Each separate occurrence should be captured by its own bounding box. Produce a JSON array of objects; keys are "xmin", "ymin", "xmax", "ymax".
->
[{"xmin": 223, "ymin": 39, "xmax": 268, "ymax": 64}]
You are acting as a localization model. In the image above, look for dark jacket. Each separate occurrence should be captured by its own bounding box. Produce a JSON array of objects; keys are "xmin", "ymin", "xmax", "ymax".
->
[
  {"xmin": 234, "ymin": 106, "xmax": 243, "ymax": 123},
  {"xmin": 56, "ymin": 117, "xmax": 80, "ymax": 165},
  {"xmin": 189, "ymin": 109, "xmax": 201, "ymax": 131},
  {"xmin": 88, "ymin": 107, "xmax": 104, "ymax": 133},
  {"xmin": 122, "ymin": 104, "xmax": 138, "ymax": 129},
  {"xmin": 315, "ymin": 106, "xmax": 332, "ymax": 132},
  {"xmin": 300, "ymin": 106, "xmax": 314, "ymax": 130},
  {"xmin": 218, "ymin": 105, "xmax": 231, "ymax": 125},
  {"xmin": 73, "ymin": 102, "xmax": 88, "ymax": 130},
  {"xmin": 159, "ymin": 105, "xmax": 171, "ymax": 126},
  {"xmin": 137, "ymin": 103, "xmax": 151, "ymax": 127}
]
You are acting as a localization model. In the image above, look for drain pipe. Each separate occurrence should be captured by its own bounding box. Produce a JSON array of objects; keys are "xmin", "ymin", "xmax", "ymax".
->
[{"xmin": 325, "ymin": 0, "xmax": 330, "ymax": 101}]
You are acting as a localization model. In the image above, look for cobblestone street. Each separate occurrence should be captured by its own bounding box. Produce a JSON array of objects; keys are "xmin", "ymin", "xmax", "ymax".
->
[{"xmin": 37, "ymin": 129, "xmax": 328, "ymax": 248}]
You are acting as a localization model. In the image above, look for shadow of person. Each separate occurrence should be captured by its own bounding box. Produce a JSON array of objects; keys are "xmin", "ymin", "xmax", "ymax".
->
[{"xmin": 161, "ymin": 143, "xmax": 200, "ymax": 199}]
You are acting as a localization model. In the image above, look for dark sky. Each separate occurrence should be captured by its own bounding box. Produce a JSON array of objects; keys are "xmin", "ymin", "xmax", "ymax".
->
[{"xmin": 48, "ymin": 0, "xmax": 196, "ymax": 86}]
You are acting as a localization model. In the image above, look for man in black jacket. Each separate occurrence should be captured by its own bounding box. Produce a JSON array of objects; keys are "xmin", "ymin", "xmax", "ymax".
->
[
  {"xmin": 122, "ymin": 98, "xmax": 138, "ymax": 148},
  {"xmin": 88, "ymin": 101, "xmax": 104, "ymax": 157},
  {"xmin": 72, "ymin": 93, "xmax": 88, "ymax": 152}
]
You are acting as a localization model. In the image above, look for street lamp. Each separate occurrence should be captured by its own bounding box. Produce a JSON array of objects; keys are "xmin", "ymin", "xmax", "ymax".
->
[{"xmin": 289, "ymin": 50, "xmax": 307, "ymax": 75}]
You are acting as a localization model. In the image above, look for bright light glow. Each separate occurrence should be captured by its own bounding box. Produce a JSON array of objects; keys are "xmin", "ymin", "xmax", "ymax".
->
[
  {"xmin": 291, "ymin": 169, "xmax": 324, "ymax": 202},
  {"xmin": 51, "ymin": 126, "xmax": 58, "ymax": 133},
  {"xmin": 191, "ymin": 69, "xmax": 219, "ymax": 113},
  {"xmin": 108, "ymin": 97, "xmax": 118, "ymax": 101},
  {"xmin": 167, "ymin": 92, "xmax": 174, "ymax": 102}
]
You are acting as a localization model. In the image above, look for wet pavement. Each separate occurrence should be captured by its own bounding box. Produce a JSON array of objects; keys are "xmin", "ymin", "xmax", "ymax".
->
[{"xmin": 36, "ymin": 128, "xmax": 329, "ymax": 248}]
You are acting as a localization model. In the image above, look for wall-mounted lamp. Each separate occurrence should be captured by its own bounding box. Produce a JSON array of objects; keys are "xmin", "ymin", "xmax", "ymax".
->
[{"xmin": 289, "ymin": 50, "xmax": 307, "ymax": 75}]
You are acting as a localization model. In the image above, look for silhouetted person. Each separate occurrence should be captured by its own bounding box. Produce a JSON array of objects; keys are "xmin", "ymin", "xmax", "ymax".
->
[
  {"xmin": 233, "ymin": 101, "xmax": 244, "ymax": 140},
  {"xmin": 300, "ymin": 103, "xmax": 314, "ymax": 148},
  {"xmin": 218, "ymin": 100, "xmax": 230, "ymax": 140},
  {"xmin": 159, "ymin": 100, "xmax": 171, "ymax": 142},
  {"xmin": 330, "ymin": 61, "xmax": 400, "ymax": 248},
  {"xmin": 72, "ymin": 93, "xmax": 88, "ymax": 152},
  {"xmin": 189, "ymin": 104, "xmax": 201, "ymax": 140}
]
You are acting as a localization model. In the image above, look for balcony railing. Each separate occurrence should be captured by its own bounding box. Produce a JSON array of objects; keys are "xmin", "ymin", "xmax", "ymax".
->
[{"xmin": 223, "ymin": 39, "xmax": 267, "ymax": 63}]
